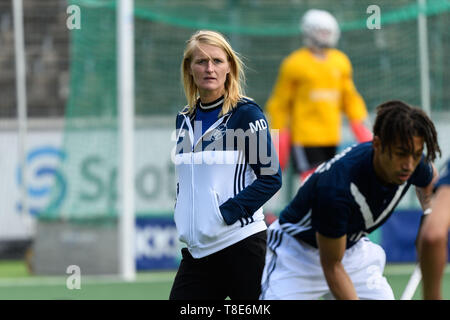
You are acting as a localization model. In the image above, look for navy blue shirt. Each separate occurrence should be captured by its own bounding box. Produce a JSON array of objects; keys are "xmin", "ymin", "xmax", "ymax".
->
[
  {"xmin": 279, "ymin": 142, "xmax": 434, "ymax": 249},
  {"xmin": 435, "ymin": 159, "xmax": 450, "ymax": 189},
  {"xmin": 194, "ymin": 96, "xmax": 223, "ymax": 144}
]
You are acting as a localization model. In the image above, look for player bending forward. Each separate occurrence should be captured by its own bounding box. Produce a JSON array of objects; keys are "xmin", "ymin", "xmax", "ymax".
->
[{"xmin": 260, "ymin": 100, "xmax": 441, "ymax": 300}]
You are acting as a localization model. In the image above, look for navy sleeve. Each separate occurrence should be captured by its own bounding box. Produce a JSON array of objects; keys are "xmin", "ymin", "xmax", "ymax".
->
[
  {"xmin": 219, "ymin": 103, "xmax": 282, "ymax": 225},
  {"xmin": 409, "ymin": 155, "xmax": 434, "ymax": 188},
  {"xmin": 435, "ymin": 159, "xmax": 450, "ymax": 190},
  {"xmin": 312, "ymin": 187, "xmax": 351, "ymax": 238},
  {"xmin": 175, "ymin": 113, "xmax": 181, "ymax": 128}
]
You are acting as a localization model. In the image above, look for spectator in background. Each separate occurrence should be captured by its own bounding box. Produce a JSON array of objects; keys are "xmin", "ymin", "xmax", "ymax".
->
[
  {"xmin": 170, "ymin": 30, "xmax": 281, "ymax": 300},
  {"xmin": 266, "ymin": 9, "xmax": 372, "ymax": 181},
  {"xmin": 260, "ymin": 101, "xmax": 440, "ymax": 300},
  {"xmin": 418, "ymin": 158, "xmax": 450, "ymax": 300}
]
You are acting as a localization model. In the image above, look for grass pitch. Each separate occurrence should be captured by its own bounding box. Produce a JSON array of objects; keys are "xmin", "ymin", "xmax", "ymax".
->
[{"xmin": 0, "ymin": 260, "xmax": 448, "ymax": 300}]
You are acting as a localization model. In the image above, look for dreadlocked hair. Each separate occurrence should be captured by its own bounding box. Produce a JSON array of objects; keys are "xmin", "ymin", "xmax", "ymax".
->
[{"xmin": 373, "ymin": 100, "xmax": 441, "ymax": 162}]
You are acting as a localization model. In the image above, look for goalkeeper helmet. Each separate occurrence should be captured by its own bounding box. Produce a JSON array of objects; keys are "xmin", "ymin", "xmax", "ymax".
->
[{"xmin": 300, "ymin": 9, "xmax": 340, "ymax": 49}]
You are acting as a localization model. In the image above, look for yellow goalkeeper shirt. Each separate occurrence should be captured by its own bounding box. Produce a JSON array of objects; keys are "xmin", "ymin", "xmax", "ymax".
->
[{"xmin": 266, "ymin": 48, "xmax": 368, "ymax": 146}]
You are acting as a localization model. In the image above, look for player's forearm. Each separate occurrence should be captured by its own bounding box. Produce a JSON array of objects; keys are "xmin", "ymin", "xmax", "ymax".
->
[
  {"xmin": 322, "ymin": 262, "xmax": 359, "ymax": 300},
  {"xmin": 418, "ymin": 222, "xmax": 446, "ymax": 300},
  {"xmin": 316, "ymin": 233, "xmax": 357, "ymax": 299},
  {"xmin": 419, "ymin": 241, "xmax": 445, "ymax": 300},
  {"xmin": 415, "ymin": 187, "xmax": 434, "ymax": 212},
  {"xmin": 415, "ymin": 163, "xmax": 438, "ymax": 211},
  {"xmin": 417, "ymin": 187, "xmax": 450, "ymax": 299}
]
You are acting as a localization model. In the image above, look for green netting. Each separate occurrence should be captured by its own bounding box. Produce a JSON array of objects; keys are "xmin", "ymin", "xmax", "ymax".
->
[
  {"xmin": 134, "ymin": 0, "xmax": 450, "ymax": 114},
  {"xmin": 41, "ymin": 0, "xmax": 450, "ymax": 220},
  {"xmin": 66, "ymin": 0, "xmax": 450, "ymax": 118}
]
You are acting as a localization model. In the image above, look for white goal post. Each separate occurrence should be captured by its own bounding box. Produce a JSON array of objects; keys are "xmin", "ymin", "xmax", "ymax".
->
[{"xmin": 118, "ymin": 0, "xmax": 136, "ymax": 281}]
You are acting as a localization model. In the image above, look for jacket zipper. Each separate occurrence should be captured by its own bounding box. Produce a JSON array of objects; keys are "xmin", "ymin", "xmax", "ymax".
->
[
  {"xmin": 182, "ymin": 112, "xmax": 231, "ymax": 245},
  {"xmin": 182, "ymin": 114, "xmax": 196, "ymax": 245},
  {"xmin": 190, "ymin": 149, "xmax": 195, "ymax": 244}
]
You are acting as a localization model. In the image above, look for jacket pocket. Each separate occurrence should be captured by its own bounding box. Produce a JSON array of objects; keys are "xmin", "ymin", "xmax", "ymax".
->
[
  {"xmin": 173, "ymin": 198, "xmax": 191, "ymax": 246},
  {"xmin": 213, "ymin": 191, "xmax": 225, "ymax": 224},
  {"xmin": 196, "ymin": 190, "xmax": 227, "ymax": 243}
]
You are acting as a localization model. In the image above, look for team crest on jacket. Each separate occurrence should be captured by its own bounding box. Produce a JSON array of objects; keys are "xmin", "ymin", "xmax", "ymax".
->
[{"xmin": 210, "ymin": 123, "xmax": 227, "ymax": 141}]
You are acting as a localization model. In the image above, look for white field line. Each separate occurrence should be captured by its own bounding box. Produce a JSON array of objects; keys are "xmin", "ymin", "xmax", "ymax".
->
[{"xmin": 0, "ymin": 272, "xmax": 176, "ymax": 287}]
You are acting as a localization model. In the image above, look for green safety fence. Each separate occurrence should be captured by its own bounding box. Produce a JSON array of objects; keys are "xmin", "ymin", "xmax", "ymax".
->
[{"xmin": 41, "ymin": 0, "xmax": 450, "ymax": 220}]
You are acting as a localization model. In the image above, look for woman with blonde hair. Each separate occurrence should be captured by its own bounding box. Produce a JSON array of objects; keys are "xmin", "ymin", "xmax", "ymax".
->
[{"xmin": 170, "ymin": 30, "xmax": 282, "ymax": 300}]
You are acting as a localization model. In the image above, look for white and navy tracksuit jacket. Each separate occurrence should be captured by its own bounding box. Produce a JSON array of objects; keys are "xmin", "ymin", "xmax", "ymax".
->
[{"xmin": 173, "ymin": 98, "xmax": 282, "ymax": 258}]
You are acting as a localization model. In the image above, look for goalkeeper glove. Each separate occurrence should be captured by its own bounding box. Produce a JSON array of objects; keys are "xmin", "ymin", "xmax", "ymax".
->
[
  {"xmin": 276, "ymin": 129, "xmax": 291, "ymax": 171},
  {"xmin": 350, "ymin": 120, "xmax": 373, "ymax": 143}
]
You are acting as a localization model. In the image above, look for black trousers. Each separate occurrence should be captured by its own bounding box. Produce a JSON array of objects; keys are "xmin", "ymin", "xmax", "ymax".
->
[
  {"xmin": 291, "ymin": 145, "xmax": 337, "ymax": 174},
  {"xmin": 169, "ymin": 230, "xmax": 267, "ymax": 300}
]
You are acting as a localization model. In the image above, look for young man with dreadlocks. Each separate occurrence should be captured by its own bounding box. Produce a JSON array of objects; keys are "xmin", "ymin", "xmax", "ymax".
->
[{"xmin": 260, "ymin": 100, "xmax": 441, "ymax": 300}]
